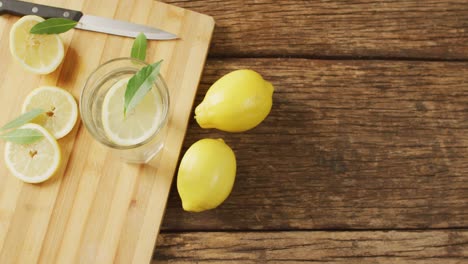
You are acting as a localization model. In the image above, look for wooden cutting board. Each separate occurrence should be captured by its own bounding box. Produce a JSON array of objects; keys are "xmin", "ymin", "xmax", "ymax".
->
[{"xmin": 0, "ymin": 0, "xmax": 214, "ymax": 263}]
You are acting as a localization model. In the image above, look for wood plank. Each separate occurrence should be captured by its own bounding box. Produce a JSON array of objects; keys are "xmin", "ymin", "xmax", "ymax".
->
[
  {"xmin": 162, "ymin": 58, "xmax": 468, "ymax": 231},
  {"xmin": 163, "ymin": 0, "xmax": 468, "ymax": 59},
  {"xmin": 154, "ymin": 230, "xmax": 468, "ymax": 263}
]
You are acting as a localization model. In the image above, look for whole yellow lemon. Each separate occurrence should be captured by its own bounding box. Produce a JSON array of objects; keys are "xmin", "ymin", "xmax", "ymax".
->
[
  {"xmin": 195, "ymin": 69, "xmax": 274, "ymax": 132},
  {"xmin": 177, "ymin": 138, "xmax": 236, "ymax": 212}
]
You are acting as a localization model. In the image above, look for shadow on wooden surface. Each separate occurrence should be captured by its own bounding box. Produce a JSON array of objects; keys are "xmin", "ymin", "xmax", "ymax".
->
[
  {"xmin": 162, "ymin": 58, "xmax": 468, "ymax": 231},
  {"xmin": 164, "ymin": 0, "xmax": 468, "ymax": 59}
]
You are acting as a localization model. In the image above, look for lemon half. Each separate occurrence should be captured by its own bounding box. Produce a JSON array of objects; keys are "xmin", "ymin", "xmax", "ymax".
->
[
  {"xmin": 22, "ymin": 86, "xmax": 78, "ymax": 139},
  {"xmin": 9, "ymin": 15, "xmax": 65, "ymax": 74},
  {"xmin": 4, "ymin": 123, "xmax": 61, "ymax": 183},
  {"xmin": 102, "ymin": 77, "xmax": 165, "ymax": 146}
]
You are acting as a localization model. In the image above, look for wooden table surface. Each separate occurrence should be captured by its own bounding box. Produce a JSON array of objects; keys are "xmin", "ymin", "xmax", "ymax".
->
[{"xmin": 154, "ymin": 1, "xmax": 468, "ymax": 263}]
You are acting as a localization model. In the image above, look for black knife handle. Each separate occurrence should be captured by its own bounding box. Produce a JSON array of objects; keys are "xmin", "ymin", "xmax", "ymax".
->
[{"xmin": 0, "ymin": 0, "xmax": 83, "ymax": 21}]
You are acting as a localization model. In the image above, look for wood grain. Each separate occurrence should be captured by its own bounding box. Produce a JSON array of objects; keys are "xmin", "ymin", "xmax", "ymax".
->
[
  {"xmin": 154, "ymin": 230, "xmax": 468, "ymax": 263},
  {"xmin": 0, "ymin": 0, "xmax": 214, "ymax": 263},
  {"xmin": 162, "ymin": 58, "xmax": 468, "ymax": 231},
  {"xmin": 163, "ymin": 0, "xmax": 468, "ymax": 59}
]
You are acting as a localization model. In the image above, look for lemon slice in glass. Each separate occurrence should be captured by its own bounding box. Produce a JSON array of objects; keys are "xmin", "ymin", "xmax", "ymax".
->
[
  {"xmin": 4, "ymin": 123, "xmax": 61, "ymax": 183},
  {"xmin": 22, "ymin": 86, "xmax": 78, "ymax": 139},
  {"xmin": 102, "ymin": 77, "xmax": 164, "ymax": 146},
  {"xmin": 9, "ymin": 15, "xmax": 65, "ymax": 75}
]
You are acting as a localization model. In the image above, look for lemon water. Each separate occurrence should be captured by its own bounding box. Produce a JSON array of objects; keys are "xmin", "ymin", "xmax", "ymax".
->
[
  {"xmin": 88, "ymin": 71, "xmax": 137, "ymax": 141},
  {"xmin": 81, "ymin": 58, "xmax": 170, "ymax": 164}
]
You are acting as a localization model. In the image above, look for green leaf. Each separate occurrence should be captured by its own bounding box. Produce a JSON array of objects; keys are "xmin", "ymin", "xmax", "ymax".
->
[
  {"xmin": 131, "ymin": 33, "xmax": 147, "ymax": 61},
  {"xmin": 124, "ymin": 60, "xmax": 163, "ymax": 116},
  {"xmin": 0, "ymin": 109, "xmax": 44, "ymax": 131},
  {"xmin": 30, "ymin": 18, "xmax": 78, "ymax": 34},
  {"xmin": 0, "ymin": 129, "xmax": 43, "ymax": 144}
]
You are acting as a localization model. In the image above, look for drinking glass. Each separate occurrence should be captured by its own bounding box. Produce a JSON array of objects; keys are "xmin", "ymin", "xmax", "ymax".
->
[{"xmin": 80, "ymin": 58, "xmax": 170, "ymax": 163}]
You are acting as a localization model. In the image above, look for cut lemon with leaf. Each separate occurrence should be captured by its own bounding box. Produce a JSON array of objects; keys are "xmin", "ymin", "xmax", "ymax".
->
[
  {"xmin": 22, "ymin": 86, "xmax": 78, "ymax": 139},
  {"xmin": 102, "ymin": 77, "xmax": 165, "ymax": 146},
  {"xmin": 9, "ymin": 15, "xmax": 65, "ymax": 74},
  {"xmin": 4, "ymin": 123, "xmax": 61, "ymax": 184}
]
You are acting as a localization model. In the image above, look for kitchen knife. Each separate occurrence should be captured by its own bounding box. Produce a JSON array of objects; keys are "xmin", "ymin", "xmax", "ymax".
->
[{"xmin": 0, "ymin": 0, "xmax": 178, "ymax": 40}]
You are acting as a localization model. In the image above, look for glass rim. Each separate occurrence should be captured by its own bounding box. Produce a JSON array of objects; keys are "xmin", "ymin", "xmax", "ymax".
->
[{"xmin": 79, "ymin": 57, "xmax": 170, "ymax": 150}]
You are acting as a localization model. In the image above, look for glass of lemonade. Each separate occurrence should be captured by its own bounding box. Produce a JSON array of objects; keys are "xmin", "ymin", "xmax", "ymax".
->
[{"xmin": 80, "ymin": 58, "xmax": 170, "ymax": 163}]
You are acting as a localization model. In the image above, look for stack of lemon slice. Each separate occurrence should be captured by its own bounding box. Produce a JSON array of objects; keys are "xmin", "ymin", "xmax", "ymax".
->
[{"xmin": 5, "ymin": 86, "xmax": 78, "ymax": 183}]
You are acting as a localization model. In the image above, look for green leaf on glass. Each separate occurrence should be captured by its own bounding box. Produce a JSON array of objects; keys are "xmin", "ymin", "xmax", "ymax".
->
[{"xmin": 124, "ymin": 60, "xmax": 163, "ymax": 116}]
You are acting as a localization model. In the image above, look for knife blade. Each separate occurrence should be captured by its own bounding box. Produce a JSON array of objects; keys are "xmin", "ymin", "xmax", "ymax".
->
[{"xmin": 0, "ymin": 0, "xmax": 178, "ymax": 40}]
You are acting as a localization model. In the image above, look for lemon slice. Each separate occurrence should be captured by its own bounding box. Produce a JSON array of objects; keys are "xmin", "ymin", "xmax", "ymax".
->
[
  {"xmin": 9, "ymin": 15, "xmax": 65, "ymax": 75},
  {"xmin": 102, "ymin": 77, "xmax": 164, "ymax": 146},
  {"xmin": 4, "ymin": 123, "xmax": 61, "ymax": 183},
  {"xmin": 22, "ymin": 86, "xmax": 78, "ymax": 139}
]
